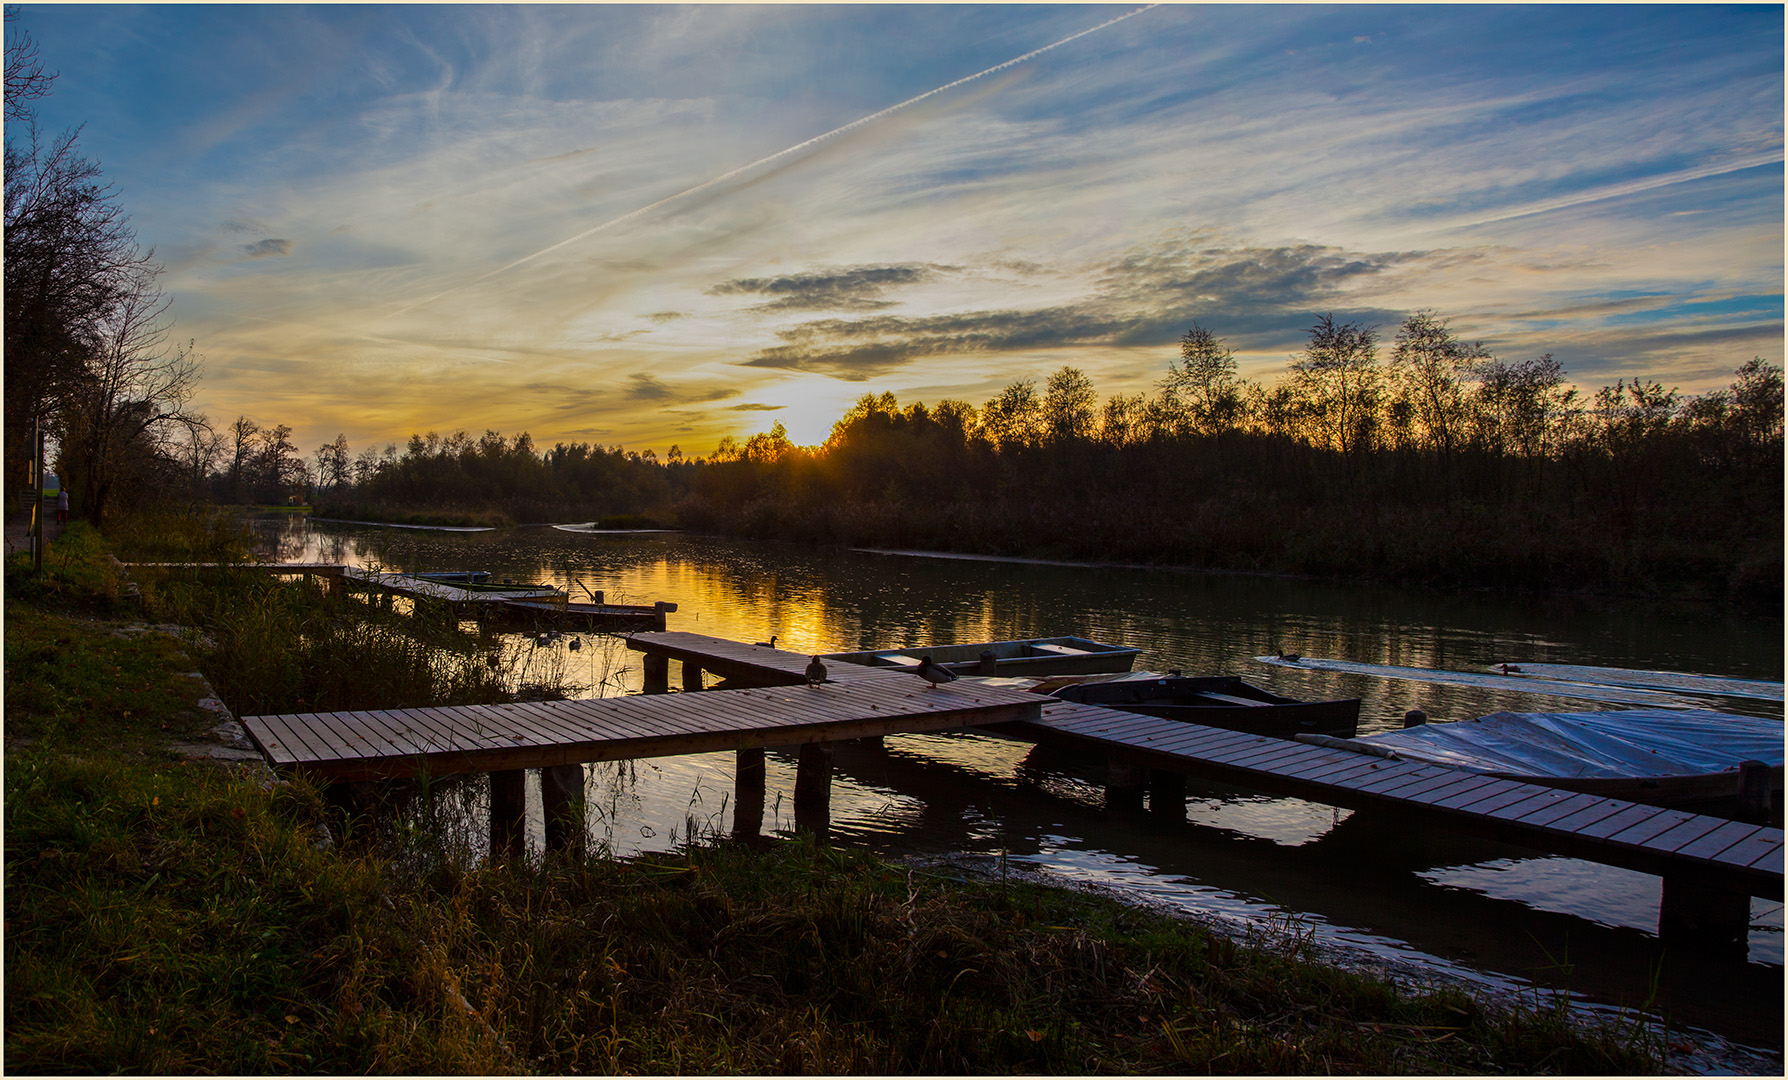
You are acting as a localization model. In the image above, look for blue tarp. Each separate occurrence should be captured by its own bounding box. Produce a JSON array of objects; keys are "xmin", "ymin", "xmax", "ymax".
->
[{"xmin": 1359, "ymin": 709, "xmax": 1784, "ymax": 780}]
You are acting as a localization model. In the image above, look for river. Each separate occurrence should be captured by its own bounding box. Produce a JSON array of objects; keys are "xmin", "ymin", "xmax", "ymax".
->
[{"xmin": 252, "ymin": 514, "xmax": 1783, "ymax": 1058}]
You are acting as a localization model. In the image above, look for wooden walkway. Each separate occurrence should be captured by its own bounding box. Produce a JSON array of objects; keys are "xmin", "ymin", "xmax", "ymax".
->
[
  {"xmin": 241, "ymin": 674, "xmax": 1042, "ymax": 783},
  {"xmin": 124, "ymin": 562, "xmax": 674, "ymax": 630},
  {"xmin": 1012, "ymin": 700, "xmax": 1784, "ymax": 900},
  {"xmin": 626, "ymin": 631, "xmax": 888, "ymax": 688}
]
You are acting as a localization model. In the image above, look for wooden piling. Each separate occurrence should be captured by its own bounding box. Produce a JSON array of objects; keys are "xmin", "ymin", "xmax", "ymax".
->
[
  {"xmin": 1659, "ymin": 875, "xmax": 1752, "ymax": 953},
  {"xmin": 793, "ymin": 742, "xmax": 836, "ymax": 837},
  {"xmin": 642, "ymin": 652, "xmax": 670, "ymax": 694},
  {"xmin": 682, "ymin": 661, "xmax": 704, "ymax": 692},
  {"xmin": 1105, "ymin": 758, "xmax": 1147, "ymax": 814},
  {"xmin": 488, "ymin": 769, "xmax": 527, "ymax": 859},
  {"xmin": 1738, "ymin": 760, "xmax": 1772, "ymax": 822},
  {"xmin": 1149, "ymin": 769, "xmax": 1186, "ymax": 823},
  {"xmin": 541, "ymin": 763, "xmax": 585, "ymax": 856},
  {"xmin": 734, "ymin": 747, "xmax": 766, "ymax": 840}
]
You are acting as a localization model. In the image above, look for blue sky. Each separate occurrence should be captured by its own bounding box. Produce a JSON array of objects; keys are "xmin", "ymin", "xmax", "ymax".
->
[{"xmin": 16, "ymin": 4, "xmax": 1783, "ymax": 454}]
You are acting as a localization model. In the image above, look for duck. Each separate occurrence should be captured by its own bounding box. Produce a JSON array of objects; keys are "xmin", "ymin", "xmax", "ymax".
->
[
  {"xmin": 568, "ymin": 637, "xmax": 582, "ymax": 652},
  {"xmin": 1500, "ymin": 663, "xmax": 1521, "ymax": 675},
  {"xmin": 916, "ymin": 656, "xmax": 957, "ymax": 688},
  {"xmin": 1275, "ymin": 648, "xmax": 1301, "ymax": 663},
  {"xmin": 805, "ymin": 656, "xmax": 827, "ymax": 686},
  {"xmin": 755, "ymin": 635, "xmax": 778, "ymax": 648}
]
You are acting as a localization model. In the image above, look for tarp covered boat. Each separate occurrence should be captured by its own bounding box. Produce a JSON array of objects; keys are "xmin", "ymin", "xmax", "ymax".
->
[
  {"xmin": 1304, "ymin": 709, "xmax": 1784, "ymax": 808},
  {"xmin": 1049, "ymin": 673, "xmax": 1361, "ymax": 739}
]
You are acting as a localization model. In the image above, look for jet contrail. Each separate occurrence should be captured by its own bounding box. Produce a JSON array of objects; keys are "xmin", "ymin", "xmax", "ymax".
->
[{"xmin": 388, "ymin": 5, "xmax": 1160, "ymax": 318}]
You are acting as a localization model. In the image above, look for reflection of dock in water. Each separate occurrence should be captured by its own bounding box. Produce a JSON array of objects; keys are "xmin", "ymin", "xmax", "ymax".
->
[{"xmin": 813, "ymin": 733, "xmax": 1784, "ymax": 1049}]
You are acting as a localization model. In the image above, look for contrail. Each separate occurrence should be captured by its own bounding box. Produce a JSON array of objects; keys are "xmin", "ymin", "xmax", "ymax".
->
[{"xmin": 388, "ymin": 5, "xmax": 1160, "ymax": 317}]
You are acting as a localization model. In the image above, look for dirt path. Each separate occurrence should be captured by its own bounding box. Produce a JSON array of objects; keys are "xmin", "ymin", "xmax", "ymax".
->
[{"xmin": 5, "ymin": 502, "xmax": 64, "ymax": 556}]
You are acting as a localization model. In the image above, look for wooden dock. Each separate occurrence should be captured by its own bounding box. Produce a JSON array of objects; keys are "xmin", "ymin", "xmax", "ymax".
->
[
  {"xmin": 243, "ymin": 675, "xmax": 1039, "ymax": 783},
  {"xmin": 1011, "ymin": 700, "xmax": 1783, "ymax": 902},
  {"xmin": 243, "ymin": 631, "xmax": 1783, "ymax": 947},
  {"xmin": 123, "ymin": 562, "xmax": 676, "ymax": 631}
]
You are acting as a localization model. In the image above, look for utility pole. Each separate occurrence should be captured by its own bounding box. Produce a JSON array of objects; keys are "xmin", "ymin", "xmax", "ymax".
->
[{"xmin": 32, "ymin": 414, "xmax": 45, "ymax": 575}]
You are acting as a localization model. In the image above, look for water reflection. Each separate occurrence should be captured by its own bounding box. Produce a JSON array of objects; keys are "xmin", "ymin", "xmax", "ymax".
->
[{"xmin": 252, "ymin": 515, "xmax": 1784, "ymax": 1051}]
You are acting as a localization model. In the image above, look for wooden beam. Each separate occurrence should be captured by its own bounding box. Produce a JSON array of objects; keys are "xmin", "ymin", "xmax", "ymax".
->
[
  {"xmin": 541, "ymin": 764, "xmax": 585, "ymax": 856},
  {"xmin": 642, "ymin": 653, "xmax": 670, "ymax": 694},
  {"xmin": 489, "ymin": 769, "xmax": 526, "ymax": 859},
  {"xmin": 734, "ymin": 747, "xmax": 766, "ymax": 841},
  {"xmin": 794, "ymin": 742, "xmax": 835, "ymax": 838}
]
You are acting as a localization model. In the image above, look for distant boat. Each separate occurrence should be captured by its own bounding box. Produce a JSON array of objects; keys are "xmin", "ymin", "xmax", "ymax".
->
[
  {"xmin": 823, "ymin": 637, "xmax": 1139, "ymax": 678},
  {"xmin": 1049, "ymin": 673, "xmax": 1361, "ymax": 739},
  {"xmin": 1300, "ymin": 708, "xmax": 1784, "ymax": 810}
]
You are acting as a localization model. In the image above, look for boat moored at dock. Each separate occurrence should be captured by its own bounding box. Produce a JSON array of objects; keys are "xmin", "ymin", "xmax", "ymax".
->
[
  {"xmin": 822, "ymin": 636, "xmax": 1139, "ymax": 677},
  {"xmin": 1048, "ymin": 673, "xmax": 1361, "ymax": 739}
]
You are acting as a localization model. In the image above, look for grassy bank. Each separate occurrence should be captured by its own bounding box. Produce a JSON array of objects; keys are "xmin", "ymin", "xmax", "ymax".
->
[{"xmin": 5, "ymin": 520, "xmax": 1671, "ymax": 1073}]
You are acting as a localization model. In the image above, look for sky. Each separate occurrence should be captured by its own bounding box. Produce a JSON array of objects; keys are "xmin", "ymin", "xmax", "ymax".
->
[{"xmin": 15, "ymin": 3, "xmax": 1784, "ymax": 457}]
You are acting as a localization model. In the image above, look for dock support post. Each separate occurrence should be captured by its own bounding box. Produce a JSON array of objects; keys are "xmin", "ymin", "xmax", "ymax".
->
[
  {"xmin": 642, "ymin": 652, "xmax": 670, "ymax": 694},
  {"xmin": 1149, "ymin": 769, "xmax": 1186, "ymax": 823},
  {"xmin": 1659, "ymin": 876, "xmax": 1751, "ymax": 955},
  {"xmin": 682, "ymin": 662, "xmax": 704, "ymax": 692},
  {"xmin": 1105, "ymin": 758, "xmax": 1147, "ymax": 814},
  {"xmin": 541, "ymin": 764, "xmax": 585, "ymax": 857},
  {"xmin": 793, "ymin": 742, "xmax": 835, "ymax": 838},
  {"xmin": 1738, "ymin": 760, "xmax": 1771, "ymax": 822},
  {"xmin": 488, "ymin": 769, "xmax": 527, "ymax": 860},
  {"xmin": 734, "ymin": 747, "xmax": 766, "ymax": 840}
]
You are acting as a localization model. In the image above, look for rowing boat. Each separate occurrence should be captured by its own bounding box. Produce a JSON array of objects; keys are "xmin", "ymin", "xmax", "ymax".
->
[
  {"xmin": 823, "ymin": 636, "xmax": 1140, "ymax": 677},
  {"xmin": 1049, "ymin": 673, "xmax": 1361, "ymax": 739}
]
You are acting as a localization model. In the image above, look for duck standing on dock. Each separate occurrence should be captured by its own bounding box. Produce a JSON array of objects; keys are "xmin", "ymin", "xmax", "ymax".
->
[
  {"xmin": 916, "ymin": 656, "xmax": 957, "ymax": 688},
  {"xmin": 805, "ymin": 656, "xmax": 827, "ymax": 686}
]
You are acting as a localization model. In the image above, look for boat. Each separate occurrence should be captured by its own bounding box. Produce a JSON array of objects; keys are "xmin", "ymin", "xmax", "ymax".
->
[
  {"xmin": 1298, "ymin": 708, "xmax": 1784, "ymax": 810},
  {"xmin": 822, "ymin": 636, "xmax": 1139, "ymax": 678},
  {"xmin": 1048, "ymin": 673, "xmax": 1361, "ymax": 739}
]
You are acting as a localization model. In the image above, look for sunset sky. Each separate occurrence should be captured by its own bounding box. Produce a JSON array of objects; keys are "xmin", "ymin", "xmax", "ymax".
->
[{"xmin": 19, "ymin": 3, "xmax": 1784, "ymax": 457}]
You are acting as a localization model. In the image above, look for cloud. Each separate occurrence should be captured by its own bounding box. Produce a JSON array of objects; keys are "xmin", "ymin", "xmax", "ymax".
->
[
  {"xmin": 733, "ymin": 240, "xmax": 1440, "ymax": 378},
  {"xmin": 708, "ymin": 264, "xmax": 942, "ymax": 312},
  {"xmin": 727, "ymin": 402, "xmax": 785, "ymax": 412},
  {"xmin": 624, "ymin": 372, "xmax": 742, "ymax": 404},
  {"xmin": 242, "ymin": 238, "xmax": 292, "ymax": 258}
]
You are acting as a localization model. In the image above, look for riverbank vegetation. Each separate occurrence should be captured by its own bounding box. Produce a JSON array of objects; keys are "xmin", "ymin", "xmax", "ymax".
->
[
  {"xmin": 298, "ymin": 319, "xmax": 1781, "ymax": 605},
  {"xmin": 7, "ymin": 520, "xmax": 1672, "ymax": 1074}
]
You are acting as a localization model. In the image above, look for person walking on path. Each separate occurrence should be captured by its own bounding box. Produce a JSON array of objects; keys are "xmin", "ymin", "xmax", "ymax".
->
[{"xmin": 55, "ymin": 488, "xmax": 68, "ymax": 525}]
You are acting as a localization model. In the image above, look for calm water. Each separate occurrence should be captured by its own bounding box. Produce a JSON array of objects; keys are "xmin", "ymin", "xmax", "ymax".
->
[{"xmin": 254, "ymin": 515, "xmax": 1784, "ymax": 1054}]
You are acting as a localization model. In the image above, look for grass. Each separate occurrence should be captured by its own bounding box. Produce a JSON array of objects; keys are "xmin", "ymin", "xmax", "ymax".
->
[{"xmin": 3, "ymin": 514, "xmax": 1672, "ymax": 1074}]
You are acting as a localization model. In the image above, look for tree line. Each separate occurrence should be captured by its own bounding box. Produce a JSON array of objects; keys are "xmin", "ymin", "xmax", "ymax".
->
[{"xmin": 279, "ymin": 310, "xmax": 1783, "ymax": 601}]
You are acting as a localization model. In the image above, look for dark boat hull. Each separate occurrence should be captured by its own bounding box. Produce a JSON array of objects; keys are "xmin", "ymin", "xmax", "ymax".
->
[
  {"xmin": 1051, "ymin": 676, "xmax": 1361, "ymax": 739},
  {"xmin": 824, "ymin": 637, "xmax": 1139, "ymax": 678}
]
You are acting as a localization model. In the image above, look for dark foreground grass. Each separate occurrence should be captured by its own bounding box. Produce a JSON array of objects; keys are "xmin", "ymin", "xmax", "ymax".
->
[
  {"xmin": 4, "ymin": 522, "xmax": 1668, "ymax": 1074},
  {"xmin": 5, "ymin": 750, "xmax": 1663, "ymax": 1075}
]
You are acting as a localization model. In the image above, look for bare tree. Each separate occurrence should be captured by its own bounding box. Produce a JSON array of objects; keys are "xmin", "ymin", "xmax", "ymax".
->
[
  {"xmin": 1160, "ymin": 323, "xmax": 1246, "ymax": 435},
  {"xmin": 59, "ymin": 272, "xmax": 202, "ymax": 524},
  {"xmin": 4, "ymin": 6, "xmax": 55, "ymax": 123},
  {"xmin": 1288, "ymin": 315, "xmax": 1381, "ymax": 457},
  {"xmin": 314, "ymin": 433, "xmax": 350, "ymax": 494},
  {"xmin": 979, "ymin": 379, "xmax": 1042, "ymax": 452},
  {"xmin": 1042, "ymin": 366, "xmax": 1098, "ymax": 445},
  {"xmin": 1389, "ymin": 310, "xmax": 1487, "ymax": 462}
]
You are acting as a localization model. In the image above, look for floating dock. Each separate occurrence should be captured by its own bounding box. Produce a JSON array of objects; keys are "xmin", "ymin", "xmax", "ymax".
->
[
  {"xmin": 122, "ymin": 562, "xmax": 676, "ymax": 632},
  {"xmin": 241, "ymin": 632, "xmax": 1784, "ymax": 950}
]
